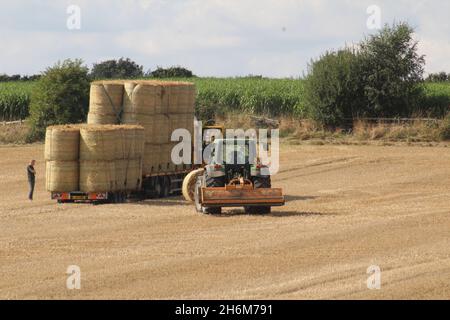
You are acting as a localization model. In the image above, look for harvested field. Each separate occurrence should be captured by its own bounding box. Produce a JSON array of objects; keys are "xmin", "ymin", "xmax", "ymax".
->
[{"xmin": 0, "ymin": 143, "xmax": 449, "ymax": 299}]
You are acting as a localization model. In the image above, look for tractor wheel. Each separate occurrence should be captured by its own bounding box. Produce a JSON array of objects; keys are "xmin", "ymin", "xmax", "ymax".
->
[
  {"xmin": 182, "ymin": 169, "xmax": 205, "ymax": 202},
  {"xmin": 203, "ymin": 206, "xmax": 222, "ymax": 215},
  {"xmin": 247, "ymin": 176, "xmax": 272, "ymax": 215},
  {"xmin": 194, "ymin": 175, "xmax": 222, "ymax": 215},
  {"xmin": 194, "ymin": 176, "xmax": 204, "ymax": 213}
]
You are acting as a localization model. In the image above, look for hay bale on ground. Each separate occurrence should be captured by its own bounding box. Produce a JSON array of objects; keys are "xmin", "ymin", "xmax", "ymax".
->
[
  {"xmin": 46, "ymin": 161, "xmax": 79, "ymax": 192},
  {"xmin": 79, "ymin": 161, "xmax": 116, "ymax": 192},
  {"xmin": 45, "ymin": 125, "xmax": 80, "ymax": 161}
]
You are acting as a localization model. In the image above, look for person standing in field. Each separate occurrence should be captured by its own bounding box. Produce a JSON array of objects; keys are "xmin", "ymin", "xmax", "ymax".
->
[{"xmin": 27, "ymin": 160, "xmax": 36, "ymax": 201}]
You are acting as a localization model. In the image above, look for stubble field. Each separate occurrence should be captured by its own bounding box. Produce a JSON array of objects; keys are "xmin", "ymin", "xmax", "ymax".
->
[{"xmin": 1, "ymin": 143, "xmax": 449, "ymax": 299}]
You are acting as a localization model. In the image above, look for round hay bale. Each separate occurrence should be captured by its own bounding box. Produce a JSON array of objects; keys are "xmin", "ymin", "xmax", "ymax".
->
[
  {"xmin": 87, "ymin": 113, "xmax": 119, "ymax": 125},
  {"xmin": 123, "ymin": 82, "xmax": 161, "ymax": 115},
  {"xmin": 182, "ymin": 168, "xmax": 205, "ymax": 202},
  {"xmin": 153, "ymin": 114, "xmax": 169, "ymax": 144},
  {"xmin": 186, "ymin": 84, "xmax": 196, "ymax": 114},
  {"xmin": 45, "ymin": 125, "xmax": 80, "ymax": 161},
  {"xmin": 169, "ymin": 114, "xmax": 185, "ymax": 137},
  {"xmin": 143, "ymin": 144, "xmax": 161, "ymax": 174},
  {"xmin": 80, "ymin": 161, "xmax": 116, "ymax": 192},
  {"xmin": 115, "ymin": 125, "xmax": 145, "ymax": 160},
  {"xmin": 178, "ymin": 84, "xmax": 194, "ymax": 114},
  {"xmin": 80, "ymin": 125, "xmax": 121, "ymax": 161},
  {"xmin": 115, "ymin": 159, "xmax": 143, "ymax": 191},
  {"xmin": 134, "ymin": 127, "xmax": 145, "ymax": 156},
  {"xmin": 89, "ymin": 81, "xmax": 124, "ymax": 117},
  {"xmin": 167, "ymin": 84, "xmax": 181, "ymax": 114},
  {"xmin": 46, "ymin": 161, "xmax": 79, "ymax": 192},
  {"xmin": 121, "ymin": 112, "xmax": 154, "ymax": 143},
  {"xmin": 160, "ymin": 143, "xmax": 175, "ymax": 172},
  {"xmin": 184, "ymin": 113, "xmax": 195, "ymax": 138}
]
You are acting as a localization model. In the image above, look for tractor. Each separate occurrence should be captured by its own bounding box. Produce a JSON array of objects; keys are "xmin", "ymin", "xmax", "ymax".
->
[{"xmin": 186, "ymin": 135, "xmax": 285, "ymax": 215}]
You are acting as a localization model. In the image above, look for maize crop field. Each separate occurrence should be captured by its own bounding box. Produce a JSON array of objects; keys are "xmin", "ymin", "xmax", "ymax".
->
[
  {"xmin": 0, "ymin": 81, "xmax": 35, "ymax": 121},
  {"xmin": 1, "ymin": 79, "xmax": 449, "ymax": 122}
]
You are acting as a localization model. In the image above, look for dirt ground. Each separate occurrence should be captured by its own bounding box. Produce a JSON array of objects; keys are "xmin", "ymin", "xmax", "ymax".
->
[{"xmin": 1, "ymin": 143, "xmax": 449, "ymax": 300}]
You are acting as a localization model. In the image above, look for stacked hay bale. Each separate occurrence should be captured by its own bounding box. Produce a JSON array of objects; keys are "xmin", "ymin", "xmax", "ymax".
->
[
  {"xmin": 85, "ymin": 80, "xmax": 195, "ymax": 176},
  {"xmin": 45, "ymin": 125, "xmax": 81, "ymax": 192},
  {"xmin": 79, "ymin": 125, "xmax": 144, "ymax": 192},
  {"xmin": 87, "ymin": 81, "xmax": 124, "ymax": 125}
]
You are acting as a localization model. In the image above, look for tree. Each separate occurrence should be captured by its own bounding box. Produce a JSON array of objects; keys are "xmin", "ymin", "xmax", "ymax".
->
[
  {"xmin": 426, "ymin": 72, "xmax": 449, "ymax": 82},
  {"xmin": 304, "ymin": 22, "xmax": 426, "ymax": 126},
  {"xmin": 91, "ymin": 58, "xmax": 144, "ymax": 79},
  {"xmin": 305, "ymin": 49, "xmax": 363, "ymax": 127},
  {"xmin": 28, "ymin": 59, "xmax": 90, "ymax": 140},
  {"xmin": 148, "ymin": 66, "xmax": 194, "ymax": 78},
  {"xmin": 358, "ymin": 22, "xmax": 425, "ymax": 117}
]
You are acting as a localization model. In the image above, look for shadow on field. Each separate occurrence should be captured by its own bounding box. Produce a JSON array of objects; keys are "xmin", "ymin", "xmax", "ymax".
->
[
  {"xmin": 284, "ymin": 195, "xmax": 317, "ymax": 202},
  {"xmin": 215, "ymin": 210, "xmax": 331, "ymax": 218},
  {"xmin": 132, "ymin": 197, "xmax": 191, "ymax": 207}
]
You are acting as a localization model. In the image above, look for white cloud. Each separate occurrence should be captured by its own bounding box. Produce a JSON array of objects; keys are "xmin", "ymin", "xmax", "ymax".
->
[{"xmin": 0, "ymin": 0, "xmax": 449, "ymax": 76}]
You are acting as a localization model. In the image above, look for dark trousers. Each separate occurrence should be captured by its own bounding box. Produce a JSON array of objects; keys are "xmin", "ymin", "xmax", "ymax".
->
[{"xmin": 28, "ymin": 179, "xmax": 35, "ymax": 200}]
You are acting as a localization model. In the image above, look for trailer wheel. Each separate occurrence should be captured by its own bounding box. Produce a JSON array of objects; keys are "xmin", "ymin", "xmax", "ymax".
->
[{"xmin": 161, "ymin": 176, "xmax": 170, "ymax": 198}]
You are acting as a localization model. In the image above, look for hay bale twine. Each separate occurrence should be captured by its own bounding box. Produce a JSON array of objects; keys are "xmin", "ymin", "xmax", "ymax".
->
[
  {"xmin": 143, "ymin": 144, "xmax": 161, "ymax": 174},
  {"xmin": 123, "ymin": 81, "xmax": 161, "ymax": 115},
  {"xmin": 115, "ymin": 159, "xmax": 143, "ymax": 191},
  {"xmin": 89, "ymin": 81, "xmax": 124, "ymax": 117},
  {"xmin": 87, "ymin": 113, "xmax": 119, "ymax": 125},
  {"xmin": 80, "ymin": 161, "xmax": 116, "ymax": 192},
  {"xmin": 80, "ymin": 125, "xmax": 121, "ymax": 161},
  {"xmin": 46, "ymin": 161, "xmax": 79, "ymax": 192},
  {"xmin": 115, "ymin": 125, "xmax": 145, "ymax": 160},
  {"xmin": 45, "ymin": 125, "xmax": 80, "ymax": 161}
]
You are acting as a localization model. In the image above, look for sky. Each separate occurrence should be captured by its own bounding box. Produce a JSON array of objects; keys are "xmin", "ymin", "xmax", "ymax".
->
[{"xmin": 0, "ymin": 0, "xmax": 449, "ymax": 78}]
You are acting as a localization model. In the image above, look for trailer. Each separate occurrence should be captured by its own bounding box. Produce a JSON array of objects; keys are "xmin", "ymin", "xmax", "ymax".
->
[{"xmin": 52, "ymin": 167, "xmax": 198, "ymax": 204}]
